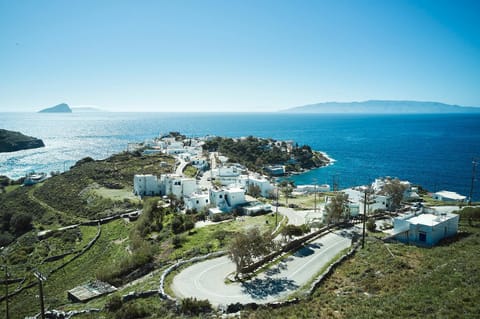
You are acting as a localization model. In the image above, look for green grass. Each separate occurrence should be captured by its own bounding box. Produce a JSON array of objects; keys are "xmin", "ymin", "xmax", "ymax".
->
[
  {"xmin": 2, "ymin": 219, "xmax": 134, "ymax": 319},
  {"xmin": 183, "ymin": 165, "xmax": 198, "ymax": 178},
  {"xmin": 276, "ymin": 193, "xmax": 326, "ymax": 210},
  {"xmin": 93, "ymin": 186, "xmax": 140, "ymax": 203},
  {"xmin": 173, "ymin": 214, "xmax": 276, "ymax": 259},
  {"xmin": 244, "ymin": 221, "xmax": 480, "ymax": 318}
]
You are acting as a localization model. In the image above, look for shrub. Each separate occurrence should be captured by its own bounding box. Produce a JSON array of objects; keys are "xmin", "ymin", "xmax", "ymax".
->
[
  {"xmin": 114, "ymin": 303, "xmax": 148, "ymax": 319},
  {"xmin": 367, "ymin": 218, "xmax": 376, "ymax": 232},
  {"xmin": 180, "ymin": 298, "xmax": 212, "ymax": 316},
  {"xmin": 105, "ymin": 295, "xmax": 123, "ymax": 312}
]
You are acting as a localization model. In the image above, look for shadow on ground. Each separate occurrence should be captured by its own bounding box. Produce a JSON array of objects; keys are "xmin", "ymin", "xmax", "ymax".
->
[{"xmin": 242, "ymin": 277, "xmax": 299, "ymax": 300}]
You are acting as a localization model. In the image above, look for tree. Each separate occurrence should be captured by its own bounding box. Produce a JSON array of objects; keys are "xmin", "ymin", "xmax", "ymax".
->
[
  {"xmin": 228, "ymin": 227, "xmax": 275, "ymax": 276},
  {"xmin": 366, "ymin": 218, "xmax": 376, "ymax": 232},
  {"xmin": 383, "ymin": 178, "xmax": 408, "ymax": 210},
  {"xmin": 325, "ymin": 193, "xmax": 349, "ymax": 224},
  {"xmin": 10, "ymin": 212, "xmax": 33, "ymax": 235},
  {"xmin": 247, "ymin": 184, "xmax": 261, "ymax": 198},
  {"xmin": 281, "ymin": 224, "xmax": 307, "ymax": 241},
  {"xmin": 280, "ymin": 180, "xmax": 295, "ymax": 205}
]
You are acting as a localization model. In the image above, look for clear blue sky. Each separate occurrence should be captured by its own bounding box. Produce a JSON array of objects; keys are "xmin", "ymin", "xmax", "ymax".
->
[{"xmin": 1, "ymin": 0, "xmax": 479, "ymax": 112}]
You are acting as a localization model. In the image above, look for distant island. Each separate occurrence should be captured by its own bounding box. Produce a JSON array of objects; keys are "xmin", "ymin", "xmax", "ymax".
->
[
  {"xmin": 281, "ymin": 100, "xmax": 480, "ymax": 114},
  {"xmin": 38, "ymin": 103, "xmax": 72, "ymax": 113},
  {"xmin": 0, "ymin": 129, "xmax": 45, "ymax": 153}
]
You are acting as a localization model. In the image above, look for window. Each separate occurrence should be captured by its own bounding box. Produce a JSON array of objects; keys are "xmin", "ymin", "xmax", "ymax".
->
[
  {"xmin": 219, "ymin": 195, "xmax": 223, "ymax": 199},
  {"xmin": 419, "ymin": 231, "xmax": 427, "ymax": 242},
  {"xmin": 196, "ymin": 200, "xmax": 199, "ymax": 204}
]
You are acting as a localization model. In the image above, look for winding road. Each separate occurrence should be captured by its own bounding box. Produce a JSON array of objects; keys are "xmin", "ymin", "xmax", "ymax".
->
[{"xmin": 171, "ymin": 229, "xmax": 354, "ymax": 306}]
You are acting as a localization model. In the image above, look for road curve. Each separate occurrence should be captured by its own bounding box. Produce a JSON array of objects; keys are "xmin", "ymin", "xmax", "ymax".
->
[{"xmin": 171, "ymin": 229, "xmax": 353, "ymax": 306}]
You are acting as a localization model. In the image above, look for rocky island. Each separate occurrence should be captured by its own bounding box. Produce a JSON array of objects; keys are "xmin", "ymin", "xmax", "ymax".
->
[
  {"xmin": 38, "ymin": 103, "xmax": 72, "ymax": 113},
  {"xmin": 0, "ymin": 129, "xmax": 45, "ymax": 153}
]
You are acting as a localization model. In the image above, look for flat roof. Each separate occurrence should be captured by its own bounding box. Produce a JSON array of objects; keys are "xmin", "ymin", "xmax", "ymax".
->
[
  {"xmin": 407, "ymin": 213, "xmax": 457, "ymax": 227},
  {"xmin": 435, "ymin": 191, "xmax": 466, "ymax": 200}
]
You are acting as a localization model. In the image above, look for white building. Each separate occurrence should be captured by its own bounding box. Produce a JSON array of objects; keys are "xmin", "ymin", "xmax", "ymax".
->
[
  {"xmin": 242, "ymin": 175, "xmax": 274, "ymax": 198},
  {"xmin": 393, "ymin": 211, "xmax": 459, "ymax": 246},
  {"xmin": 209, "ymin": 187, "xmax": 247, "ymax": 212},
  {"xmin": 212, "ymin": 166, "xmax": 243, "ymax": 186},
  {"xmin": 294, "ymin": 184, "xmax": 331, "ymax": 194},
  {"xmin": 133, "ymin": 174, "xmax": 162, "ymax": 196},
  {"xmin": 133, "ymin": 174, "xmax": 197, "ymax": 198},
  {"xmin": 343, "ymin": 188, "xmax": 390, "ymax": 214},
  {"xmin": 432, "ymin": 191, "xmax": 466, "ymax": 202},
  {"xmin": 184, "ymin": 192, "xmax": 210, "ymax": 211},
  {"xmin": 161, "ymin": 174, "xmax": 197, "ymax": 198}
]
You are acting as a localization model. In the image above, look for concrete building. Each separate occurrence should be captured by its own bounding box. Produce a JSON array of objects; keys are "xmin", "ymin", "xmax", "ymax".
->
[
  {"xmin": 242, "ymin": 175, "xmax": 274, "ymax": 198},
  {"xmin": 294, "ymin": 184, "xmax": 331, "ymax": 194},
  {"xmin": 432, "ymin": 191, "xmax": 466, "ymax": 202},
  {"xmin": 265, "ymin": 165, "xmax": 285, "ymax": 176},
  {"xmin": 161, "ymin": 174, "xmax": 197, "ymax": 198},
  {"xmin": 212, "ymin": 166, "xmax": 243, "ymax": 186},
  {"xmin": 133, "ymin": 174, "xmax": 197, "ymax": 198},
  {"xmin": 209, "ymin": 187, "xmax": 247, "ymax": 212},
  {"xmin": 392, "ymin": 211, "xmax": 459, "ymax": 246},
  {"xmin": 184, "ymin": 192, "xmax": 210, "ymax": 211},
  {"xmin": 133, "ymin": 174, "xmax": 162, "ymax": 196},
  {"xmin": 343, "ymin": 188, "xmax": 390, "ymax": 214}
]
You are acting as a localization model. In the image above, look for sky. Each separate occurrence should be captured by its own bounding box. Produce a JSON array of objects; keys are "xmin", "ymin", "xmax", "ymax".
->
[{"xmin": 0, "ymin": 0, "xmax": 479, "ymax": 112}]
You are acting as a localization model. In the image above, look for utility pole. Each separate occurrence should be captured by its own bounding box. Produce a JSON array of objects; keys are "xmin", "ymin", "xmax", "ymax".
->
[
  {"xmin": 313, "ymin": 181, "xmax": 317, "ymax": 213},
  {"xmin": 33, "ymin": 270, "xmax": 47, "ymax": 319},
  {"xmin": 275, "ymin": 183, "xmax": 279, "ymax": 227},
  {"xmin": 3, "ymin": 264, "xmax": 8, "ymax": 319},
  {"xmin": 469, "ymin": 158, "xmax": 479, "ymax": 205},
  {"xmin": 362, "ymin": 191, "xmax": 367, "ymax": 249}
]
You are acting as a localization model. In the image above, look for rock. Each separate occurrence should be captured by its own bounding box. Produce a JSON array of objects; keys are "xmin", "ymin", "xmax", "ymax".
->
[{"xmin": 0, "ymin": 129, "xmax": 45, "ymax": 153}]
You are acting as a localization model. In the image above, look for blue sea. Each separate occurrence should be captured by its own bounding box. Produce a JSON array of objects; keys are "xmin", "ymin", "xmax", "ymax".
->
[{"xmin": 1, "ymin": 112, "xmax": 480, "ymax": 200}]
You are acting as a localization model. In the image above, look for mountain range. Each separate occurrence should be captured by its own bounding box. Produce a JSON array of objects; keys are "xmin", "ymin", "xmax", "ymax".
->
[{"xmin": 281, "ymin": 100, "xmax": 480, "ymax": 114}]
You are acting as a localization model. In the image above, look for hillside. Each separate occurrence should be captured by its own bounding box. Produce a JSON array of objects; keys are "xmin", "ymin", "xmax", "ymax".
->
[
  {"xmin": 281, "ymin": 100, "xmax": 480, "ymax": 114},
  {"xmin": 38, "ymin": 103, "xmax": 72, "ymax": 113},
  {"xmin": 0, "ymin": 129, "xmax": 45, "ymax": 153}
]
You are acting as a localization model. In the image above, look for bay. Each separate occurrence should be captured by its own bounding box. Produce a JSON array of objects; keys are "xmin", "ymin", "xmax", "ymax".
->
[{"xmin": 1, "ymin": 112, "xmax": 479, "ymax": 200}]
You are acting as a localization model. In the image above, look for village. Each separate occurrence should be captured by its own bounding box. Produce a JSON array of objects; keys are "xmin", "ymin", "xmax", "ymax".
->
[
  {"xmin": 133, "ymin": 133, "xmax": 464, "ymax": 248},
  {"xmin": 1, "ymin": 132, "xmax": 473, "ymax": 318}
]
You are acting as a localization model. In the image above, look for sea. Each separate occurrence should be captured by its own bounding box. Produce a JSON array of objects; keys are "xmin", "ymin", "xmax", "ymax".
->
[{"xmin": 1, "ymin": 112, "xmax": 480, "ymax": 200}]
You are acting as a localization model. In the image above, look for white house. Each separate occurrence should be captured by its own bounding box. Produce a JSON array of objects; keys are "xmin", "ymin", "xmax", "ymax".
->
[
  {"xmin": 265, "ymin": 165, "xmax": 285, "ymax": 176},
  {"xmin": 133, "ymin": 174, "xmax": 197, "ymax": 198},
  {"xmin": 392, "ymin": 211, "xmax": 459, "ymax": 246},
  {"xmin": 133, "ymin": 174, "xmax": 162, "ymax": 196},
  {"xmin": 294, "ymin": 184, "xmax": 331, "ymax": 194},
  {"xmin": 432, "ymin": 191, "xmax": 466, "ymax": 202},
  {"xmin": 209, "ymin": 187, "xmax": 247, "ymax": 212},
  {"xmin": 160, "ymin": 174, "xmax": 197, "ymax": 198},
  {"xmin": 243, "ymin": 175, "xmax": 274, "ymax": 198},
  {"xmin": 184, "ymin": 192, "xmax": 210, "ymax": 211},
  {"xmin": 342, "ymin": 188, "xmax": 390, "ymax": 214},
  {"xmin": 212, "ymin": 166, "xmax": 243, "ymax": 186}
]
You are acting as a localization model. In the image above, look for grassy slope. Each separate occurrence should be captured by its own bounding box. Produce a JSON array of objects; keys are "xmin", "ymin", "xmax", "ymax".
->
[
  {"xmin": 245, "ymin": 221, "xmax": 480, "ymax": 319},
  {"xmin": 33, "ymin": 152, "xmax": 173, "ymax": 219},
  {"xmin": 2, "ymin": 219, "xmax": 132, "ymax": 319}
]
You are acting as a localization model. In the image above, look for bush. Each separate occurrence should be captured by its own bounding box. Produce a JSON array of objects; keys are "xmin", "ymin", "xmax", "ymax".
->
[
  {"xmin": 105, "ymin": 295, "xmax": 123, "ymax": 312},
  {"xmin": 180, "ymin": 298, "xmax": 212, "ymax": 316},
  {"xmin": 114, "ymin": 303, "xmax": 148, "ymax": 319},
  {"xmin": 10, "ymin": 212, "xmax": 33, "ymax": 235},
  {"xmin": 367, "ymin": 218, "xmax": 376, "ymax": 232}
]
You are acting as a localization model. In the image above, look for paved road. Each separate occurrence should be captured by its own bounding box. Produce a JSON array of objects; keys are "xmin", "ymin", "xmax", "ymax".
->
[{"xmin": 171, "ymin": 229, "xmax": 354, "ymax": 306}]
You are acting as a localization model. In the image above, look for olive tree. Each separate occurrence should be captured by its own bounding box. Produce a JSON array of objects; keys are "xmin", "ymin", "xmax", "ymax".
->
[
  {"xmin": 325, "ymin": 193, "xmax": 349, "ymax": 224},
  {"xmin": 383, "ymin": 178, "xmax": 408, "ymax": 210},
  {"xmin": 228, "ymin": 227, "xmax": 275, "ymax": 276}
]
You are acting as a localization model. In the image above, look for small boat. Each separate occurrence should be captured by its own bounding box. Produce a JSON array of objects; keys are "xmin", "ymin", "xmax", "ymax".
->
[{"xmin": 24, "ymin": 172, "xmax": 47, "ymax": 186}]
